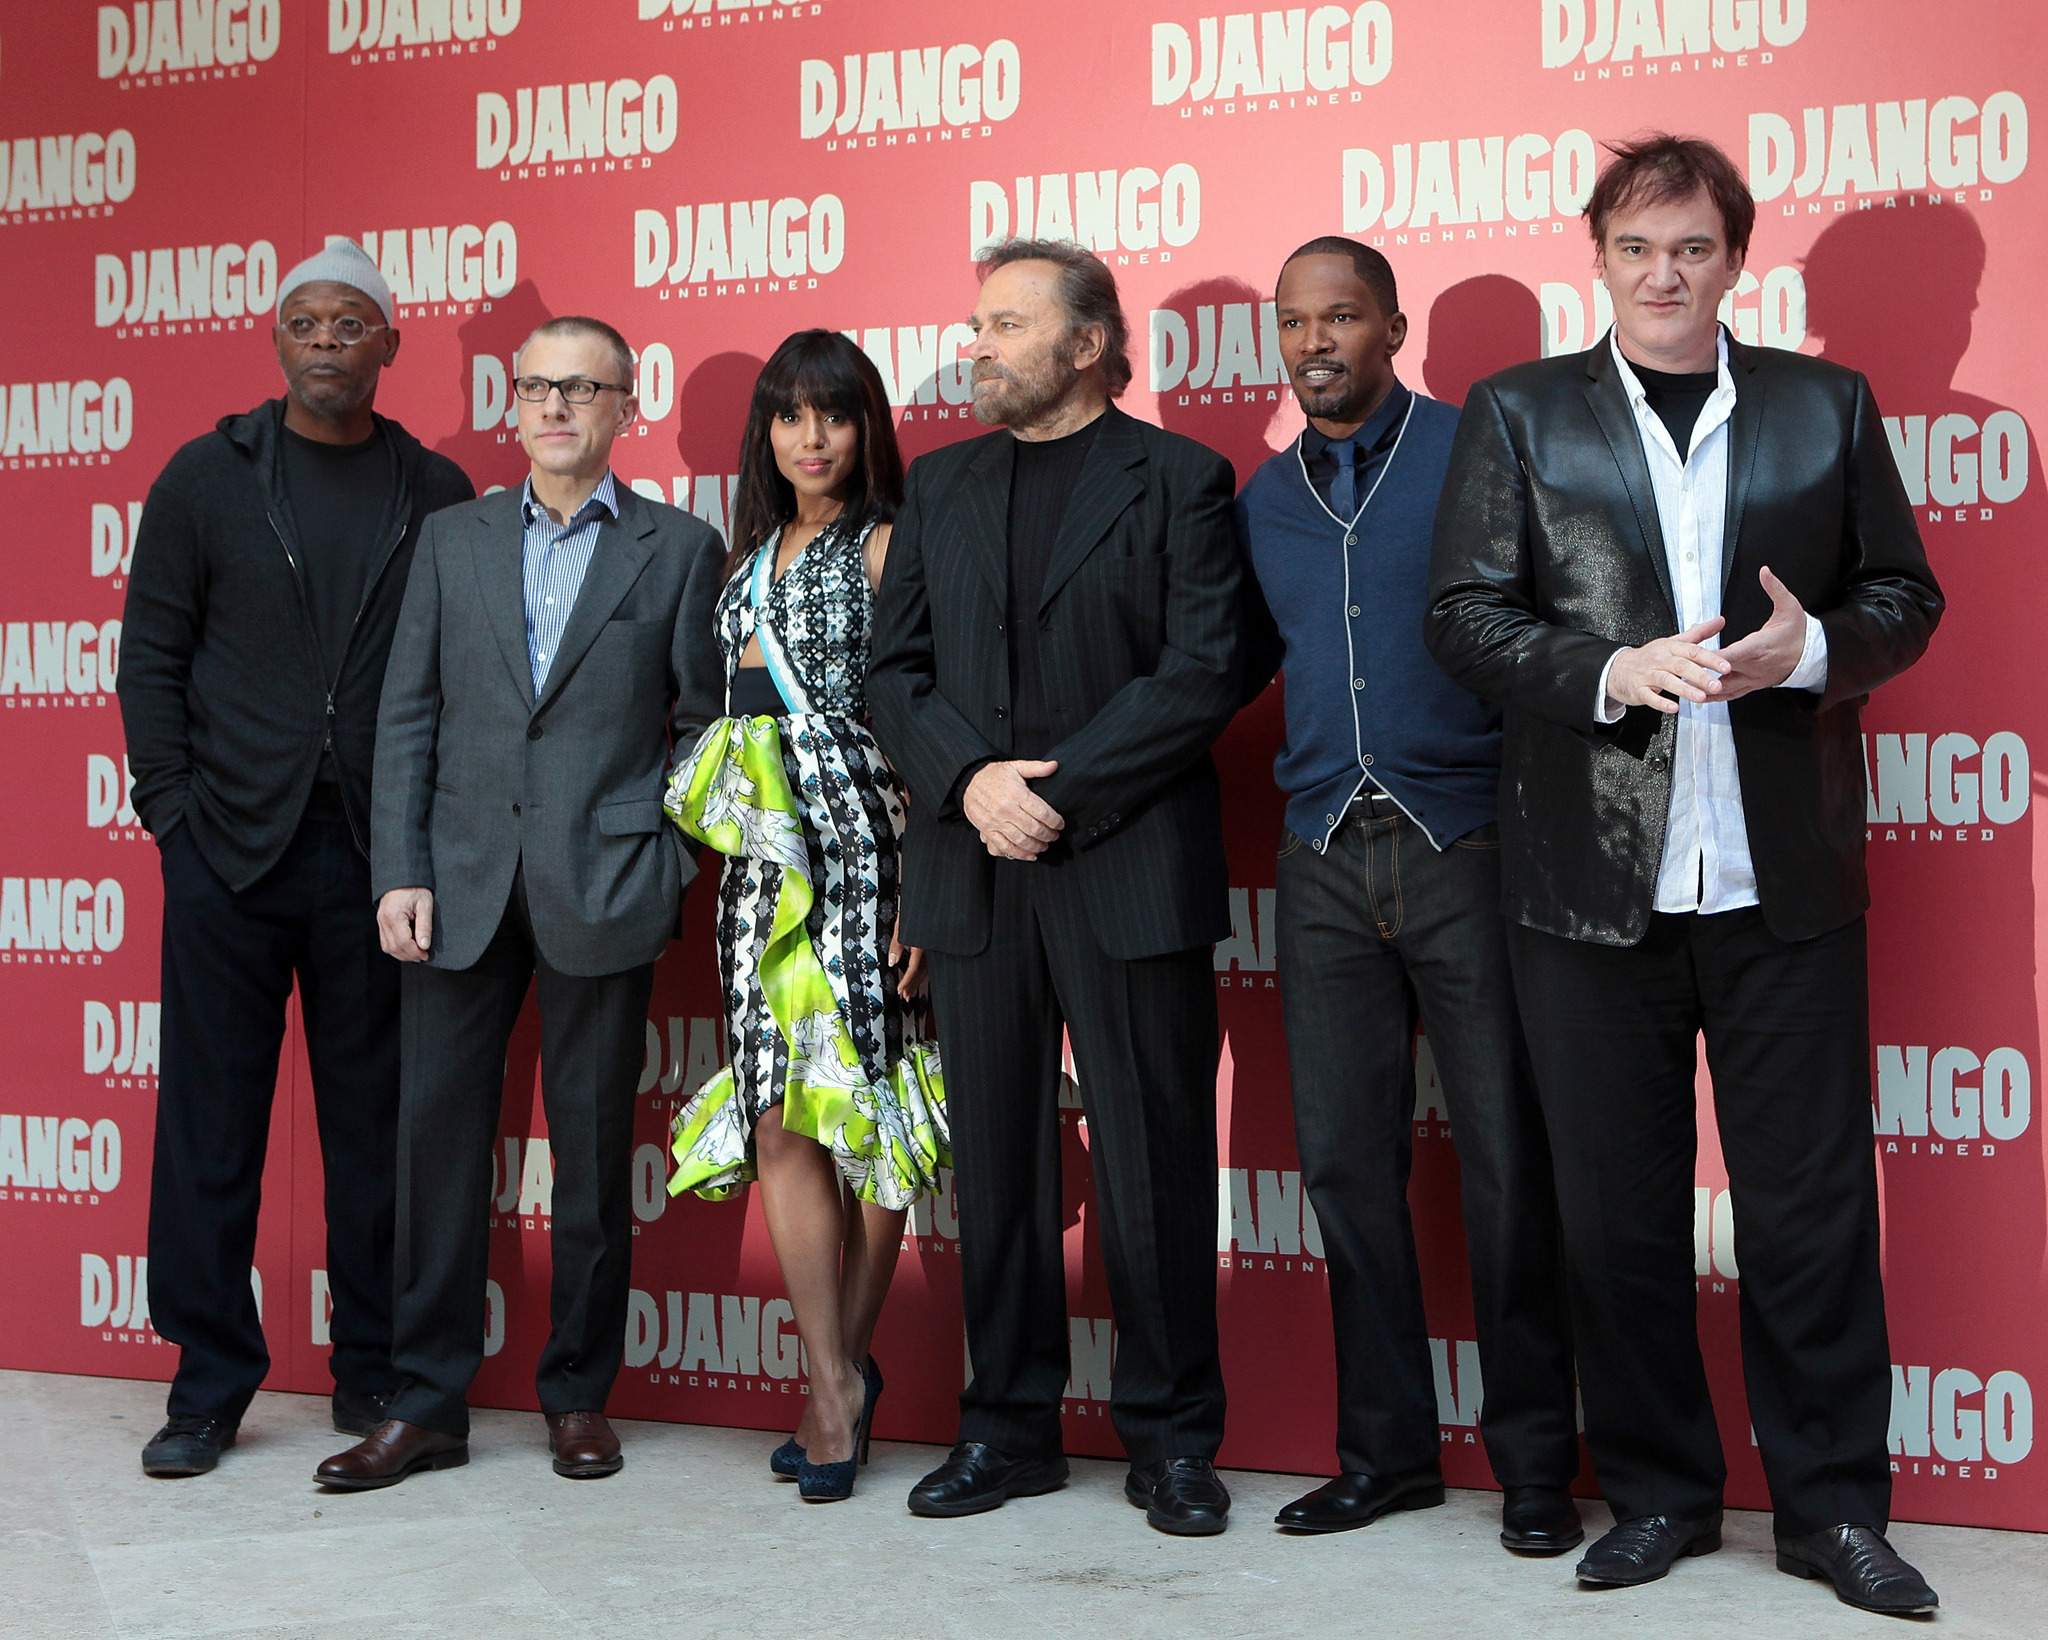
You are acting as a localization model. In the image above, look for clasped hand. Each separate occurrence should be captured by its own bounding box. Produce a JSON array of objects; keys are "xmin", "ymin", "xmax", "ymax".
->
[
  {"xmin": 1605, "ymin": 567, "xmax": 1808, "ymax": 715},
  {"xmin": 964, "ymin": 759, "xmax": 1064, "ymax": 860}
]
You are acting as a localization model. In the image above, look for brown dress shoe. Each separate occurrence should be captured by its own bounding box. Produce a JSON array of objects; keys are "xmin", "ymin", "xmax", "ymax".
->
[
  {"xmin": 315, "ymin": 1420, "xmax": 468, "ymax": 1491},
  {"xmin": 546, "ymin": 1411, "xmax": 623, "ymax": 1478}
]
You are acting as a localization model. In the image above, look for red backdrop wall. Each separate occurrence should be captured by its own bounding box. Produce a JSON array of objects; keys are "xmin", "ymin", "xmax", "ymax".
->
[{"xmin": 3, "ymin": 0, "xmax": 2042, "ymax": 1533}]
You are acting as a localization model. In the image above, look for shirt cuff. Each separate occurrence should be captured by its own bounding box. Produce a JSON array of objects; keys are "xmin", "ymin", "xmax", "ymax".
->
[
  {"xmin": 1595, "ymin": 648, "xmax": 1628, "ymax": 724},
  {"xmin": 1779, "ymin": 613, "xmax": 1828, "ymax": 693}
]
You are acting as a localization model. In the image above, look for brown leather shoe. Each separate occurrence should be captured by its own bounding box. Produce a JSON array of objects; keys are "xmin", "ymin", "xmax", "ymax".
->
[
  {"xmin": 546, "ymin": 1411, "xmax": 623, "ymax": 1478},
  {"xmin": 315, "ymin": 1420, "xmax": 468, "ymax": 1491}
]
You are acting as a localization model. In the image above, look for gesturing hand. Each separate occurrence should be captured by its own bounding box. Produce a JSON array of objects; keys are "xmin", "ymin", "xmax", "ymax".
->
[
  {"xmin": 1606, "ymin": 617, "xmax": 1730, "ymax": 715},
  {"xmin": 1714, "ymin": 566, "xmax": 1808, "ymax": 701},
  {"xmin": 378, "ymin": 887, "xmax": 436, "ymax": 962},
  {"xmin": 963, "ymin": 759, "xmax": 1064, "ymax": 860}
]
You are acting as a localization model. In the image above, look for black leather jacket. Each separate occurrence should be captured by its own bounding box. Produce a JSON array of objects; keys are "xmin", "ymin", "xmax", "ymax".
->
[{"xmin": 1424, "ymin": 333, "xmax": 1942, "ymax": 946}]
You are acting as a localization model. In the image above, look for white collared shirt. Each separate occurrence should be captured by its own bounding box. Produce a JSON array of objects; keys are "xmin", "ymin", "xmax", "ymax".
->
[{"xmin": 1593, "ymin": 330, "xmax": 1827, "ymax": 915}]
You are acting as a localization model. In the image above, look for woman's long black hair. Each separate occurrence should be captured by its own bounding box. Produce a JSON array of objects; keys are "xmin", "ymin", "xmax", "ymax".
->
[{"xmin": 724, "ymin": 329, "xmax": 904, "ymax": 582}]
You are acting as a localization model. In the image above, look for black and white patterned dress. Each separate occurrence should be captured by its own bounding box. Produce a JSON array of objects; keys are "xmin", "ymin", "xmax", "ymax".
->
[{"xmin": 701, "ymin": 517, "xmax": 945, "ymax": 1203}]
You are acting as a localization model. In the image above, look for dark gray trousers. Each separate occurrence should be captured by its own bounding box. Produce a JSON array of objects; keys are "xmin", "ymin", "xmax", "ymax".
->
[
  {"xmin": 387, "ymin": 872, "xmax": 653, "ymax": 1437},
  {"xmin": 1276, "ymin": 806, "xmax": 1579, "ymax": 1485}
]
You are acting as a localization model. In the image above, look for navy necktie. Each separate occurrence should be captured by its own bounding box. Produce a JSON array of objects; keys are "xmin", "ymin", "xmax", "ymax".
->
[{"xmin": 1329, "ymin": 437, "xmax": 1359, "ymax": 519}]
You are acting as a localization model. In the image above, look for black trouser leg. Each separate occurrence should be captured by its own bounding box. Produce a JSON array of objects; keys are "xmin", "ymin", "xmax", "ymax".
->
[
  {"xmin": 1282, "ymin": 815, "xmax": 1578, "ymax": 1484},
  {"xmin": 531, "ymin": 950, "xmax": 655, "ymax": 1416},
  {"xmin": 1508, "ymin": 915, "xmax": 1718, "ymax": 1524},
  {"xmin": 1033, "ymin": 870, "xmax": 1225, "ymax": 1467},
  {"xmin": 387, "ymin": 910, "xmax": 531, "ymax": 1439},
  {"xmin": 1693, "ymin": 912, "xmax": 1890, "ymax": 1538},
  {"xmin": 927, "ymin": 863, "xmax": 1069, "ymax": 1459},
  {"xmin": 150, "ymin": 824, "xmax": 300, "ymax": 1423},
  {"xmin": 295, "ymin": 819, "xmax": 403, "ymax": 1400},
  {"xmin": 1275, "ymin": 821, "xmax": 1434, "ymax": 1477}
]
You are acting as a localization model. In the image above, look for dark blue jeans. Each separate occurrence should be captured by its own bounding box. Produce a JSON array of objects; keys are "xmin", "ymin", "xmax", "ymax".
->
[{"xmin": 1276, "ymin": 805, "xmax": 1578, "ymax": 1485}]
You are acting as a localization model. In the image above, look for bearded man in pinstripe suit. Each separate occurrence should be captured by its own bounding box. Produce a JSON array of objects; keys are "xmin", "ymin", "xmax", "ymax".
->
[{"xmin": 869, "ymin": 240, "xmax": 1245, "ymax": 1537}]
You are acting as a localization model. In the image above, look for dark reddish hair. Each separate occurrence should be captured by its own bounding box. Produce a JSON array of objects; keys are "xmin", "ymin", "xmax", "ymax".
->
[
  {"xmin": 725, "ymin": 330, "xmax": 903, "ymax": 582},
  {"xmin": 1585, "ymin": 132, "xmax": 1755, "ymax": 258}
]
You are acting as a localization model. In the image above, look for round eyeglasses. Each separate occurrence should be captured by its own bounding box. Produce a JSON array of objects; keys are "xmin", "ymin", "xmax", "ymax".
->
[
  {"xmin": 279, "ymin": 314, "xmax": 389, "ymax": 346},
  {"xmin": 513, "ymin": 376, "xmax": 634, "ymax": 405}
]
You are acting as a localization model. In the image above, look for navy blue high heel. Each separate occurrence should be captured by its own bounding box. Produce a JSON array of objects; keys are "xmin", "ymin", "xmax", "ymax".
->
[
  {"xmin": 769, "ymin": 1437, "xmax": 804, "ymax": 1479},
  {"xmin": 797, "ymin": 1360, "xmax": 880, "ymax": 1502},
  {"xmin": 859, "ymin": 1355, "xmax": 883, "ymax": 1466}
]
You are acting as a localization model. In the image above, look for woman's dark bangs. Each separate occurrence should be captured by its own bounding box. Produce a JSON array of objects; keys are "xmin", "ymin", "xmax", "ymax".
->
[{"xmin": 764, "ymin": 338, "xmax": 865, "ymax": 421}]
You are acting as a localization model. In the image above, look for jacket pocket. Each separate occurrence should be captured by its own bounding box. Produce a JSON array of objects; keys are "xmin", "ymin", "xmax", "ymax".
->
[{"xmin": 597, "ymin": 797, "xmax": 665, "ymax": 835}]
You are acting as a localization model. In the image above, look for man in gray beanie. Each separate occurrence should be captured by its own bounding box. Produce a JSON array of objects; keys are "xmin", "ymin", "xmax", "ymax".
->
[{"xmin": 117, "ymin": 240, "xmax": 475, "ymax": 1477}]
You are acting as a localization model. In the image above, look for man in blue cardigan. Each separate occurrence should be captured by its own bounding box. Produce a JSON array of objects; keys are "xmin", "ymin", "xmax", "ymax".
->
[{"xmin": 1237, "ymin": 238, "xmax": 1578, "ymax": 1549}]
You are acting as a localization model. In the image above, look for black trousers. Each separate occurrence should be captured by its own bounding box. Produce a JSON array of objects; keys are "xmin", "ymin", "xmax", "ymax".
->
[
  {"xmin": 1276, "ymin": 808, "xmax": 1579, "ymax": 1485},
  {"xmin": 150, "ymin": 807, "xmax": 400, "ymax": 1423},
  {"xmin": 928, "ymin": 857, "xmax": 1226, "ymax": 1467},
  {"xmin": 387, "ymin": 872, "xmax": 654, "ymax": 1437},
  {"xmin": 1508, "ymin": 909, "xmax": 1891, "ymax": 1538}
]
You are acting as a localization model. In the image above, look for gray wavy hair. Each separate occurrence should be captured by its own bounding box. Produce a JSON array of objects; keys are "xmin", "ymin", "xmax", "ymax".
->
[{"xmin": 975, "ymin": 238, "xmax": 1133, "ymax": 397}]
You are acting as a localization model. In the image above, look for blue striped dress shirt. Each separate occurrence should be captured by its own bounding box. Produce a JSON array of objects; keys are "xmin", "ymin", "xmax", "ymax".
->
[{"xmin": 520, "ymin": 470, "xmax": 618, "ymax": 693}]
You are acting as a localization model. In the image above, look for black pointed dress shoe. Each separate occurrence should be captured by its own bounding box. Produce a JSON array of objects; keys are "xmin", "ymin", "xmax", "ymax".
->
[
  {"xmin": 1126, "ymin": 1456, "xmax": 1232, "ymax": 1536},
  {"xmin": 1777, "ymin": 1524, "xmax": 1939, "ymax": 1616},
  {"xmin": 1275, "ymin": 1469, "xmax": 1444, "ymax": 1534},
  {"xmin": 331, "ymin": 1387, "xmax": 395, "ymax": 1437},
  {"xmin": 141, "ymin": 1417, "xmax": 238, "ymax": 1478},
  {"xmin": 907, "ymin": 1441, "xmax": 1069, "ymax": 1518},
  {"xmin": 1500, "ymin": 1485, "xmax": 1585, "ymax": 1555},
  {"xmin": 1576, "ymin": 1512, "xmax": 1723, "ymax": 1586}
]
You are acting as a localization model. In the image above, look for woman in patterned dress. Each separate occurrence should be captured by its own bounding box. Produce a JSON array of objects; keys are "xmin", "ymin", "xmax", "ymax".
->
[{"xmin": 663, "ymin": 331, "xmax": 945, "ymax": 1501}]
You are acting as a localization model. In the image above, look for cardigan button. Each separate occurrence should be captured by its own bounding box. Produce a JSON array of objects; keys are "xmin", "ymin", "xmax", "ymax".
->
[{"xmin": 1349, "ymin": 605, "xmax": 1361, "ymax": 617}]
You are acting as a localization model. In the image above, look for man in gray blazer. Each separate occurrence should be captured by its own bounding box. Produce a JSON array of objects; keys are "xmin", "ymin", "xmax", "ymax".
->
[{"xmin": 316, "ymin": 316, "xmax": 725, "ymax": 1490}]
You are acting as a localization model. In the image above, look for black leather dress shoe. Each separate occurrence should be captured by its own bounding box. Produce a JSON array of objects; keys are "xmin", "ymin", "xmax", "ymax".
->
[
  {"xmin": 331, "ymin": 1387, "xmax": 395, "ymax": 1437},
  {"xmin": 1275, "ymin": 1469, "xmax": 1444, "ymax": 1534},
  {"xmin": 1500, "ymin": 1485, "xmax": 1585, "ymax": 1555},
  {"xmin": 907, "ymin": 1442, "xmax": 1069, "ymax": 1518},
  {"xmin": 1126, "ymin": 1457, "xmax": 1232, "ymax": 1536},
  {"xmin": 1576, "ymin": 1513, "xmax": 1723, "ymax": 1586},
  {"xmin": 141, "ymin": 1417, "xmax": 238, "ymax": 1478},
  {"xmin": 1777, "ymin": 1524, "xmax": 1939, "ymax": 1616}
]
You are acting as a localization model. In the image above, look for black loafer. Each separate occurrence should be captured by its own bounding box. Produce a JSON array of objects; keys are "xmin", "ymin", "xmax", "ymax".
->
[
  {"xmin": 331, "ymin": 1387, "xmax": 395, "ymax": 1437},
  {"xmin": 1576, "ymin": 1513, "xmax": 1723, "ymax": 1586},
  {"xmin": 1275, "ymin": 1469, "xmax": 1444, "ymax": 1534},
  {"xmin": 1126, "ymin": 1456, "xmax": 1232, "ymax": 1536},
  {"xmin": 1777, "ymin": 1524, "xmax": 1939, "ymax": 1616},
  {"xmin": 1500, "ymin": 1485, "xmax": 1585, "ymax": 1555},
  {"xmin": 907, "ymin": 1441, "xmax": 1069, "ymax": 1518},
  {"xmin": 142, "ymin": 1416, "xmax": 238, "ymax": 1478}
]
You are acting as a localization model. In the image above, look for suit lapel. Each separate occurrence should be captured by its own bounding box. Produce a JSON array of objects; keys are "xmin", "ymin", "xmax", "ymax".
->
[
  {"xmin": 1037, "ymin": 407, "xmax": 1145, "ymax": 612},
  {"xmin": 955, "ymin": 432, "xmax": 1013, "ymax": 604},
  {"xmin": 1581, "ymin": 341, "xmax": 1677, "ymax": 621},
  {"xmin": 472, "ymin": 490, "xmax": 536, "ymax": 710},
  {"xmin": 1720, "ymin": 338, "xmax": 1767, "ymax": 594},
  {"xmin": 535, "ymin": 487, "xmax": 658, "ymax": 712}
]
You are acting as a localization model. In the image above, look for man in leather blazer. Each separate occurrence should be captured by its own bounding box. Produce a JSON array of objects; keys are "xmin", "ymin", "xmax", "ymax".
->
[
  {"xmin": 317, "ymin": 317, "xmax": 725, "ymax": 1490},
  {"xmin": 1426, "ymin": 136, "xmax": 1942, "ymax": 1614},
  {"xmin": 869, "ymin": 240, "xmax": 1243, "ymax": 1535}
]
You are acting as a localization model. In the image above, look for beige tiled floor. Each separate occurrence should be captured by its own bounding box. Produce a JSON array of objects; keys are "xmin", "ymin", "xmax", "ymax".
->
[{"xmin": 4, "ymin": 1368, "xmax": 2042, "ymax": 1639}]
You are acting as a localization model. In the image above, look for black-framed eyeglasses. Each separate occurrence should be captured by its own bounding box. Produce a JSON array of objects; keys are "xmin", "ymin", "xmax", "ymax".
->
[
  {"xmin": 279, "ymin": 314, "xmax": 389, "ymax": 346},
  {"xmin": 513, "ymin": 376, "xmax": 633, "ymax": 405}
]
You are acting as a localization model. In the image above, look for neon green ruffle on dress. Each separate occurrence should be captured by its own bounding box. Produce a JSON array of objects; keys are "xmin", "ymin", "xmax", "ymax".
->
[{"xmin": 663, "ymin": 714, "xmax": 948, "ymax": 1209}]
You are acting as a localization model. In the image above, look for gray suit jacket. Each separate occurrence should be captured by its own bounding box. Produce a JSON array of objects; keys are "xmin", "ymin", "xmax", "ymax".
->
[{"xmin": 372, "ymin": 482, "xmax": 726, "ymax": 975}]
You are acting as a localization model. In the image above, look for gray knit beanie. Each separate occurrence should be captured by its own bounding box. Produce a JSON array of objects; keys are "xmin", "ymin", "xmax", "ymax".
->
[{"xmin": 276, "ymin": 239, "xmax": 397, "ymax": 326}]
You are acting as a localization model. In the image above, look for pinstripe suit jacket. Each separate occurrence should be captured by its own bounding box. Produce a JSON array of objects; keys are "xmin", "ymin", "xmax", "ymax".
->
[{"xmin": 868, "ymin": 406, "xmax": 1244, "ymax": 960}]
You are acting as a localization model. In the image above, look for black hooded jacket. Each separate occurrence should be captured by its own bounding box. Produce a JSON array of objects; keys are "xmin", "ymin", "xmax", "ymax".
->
[{"xmin": 117, "ymin": 399, "xmax": 475, "ymax": 891}]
